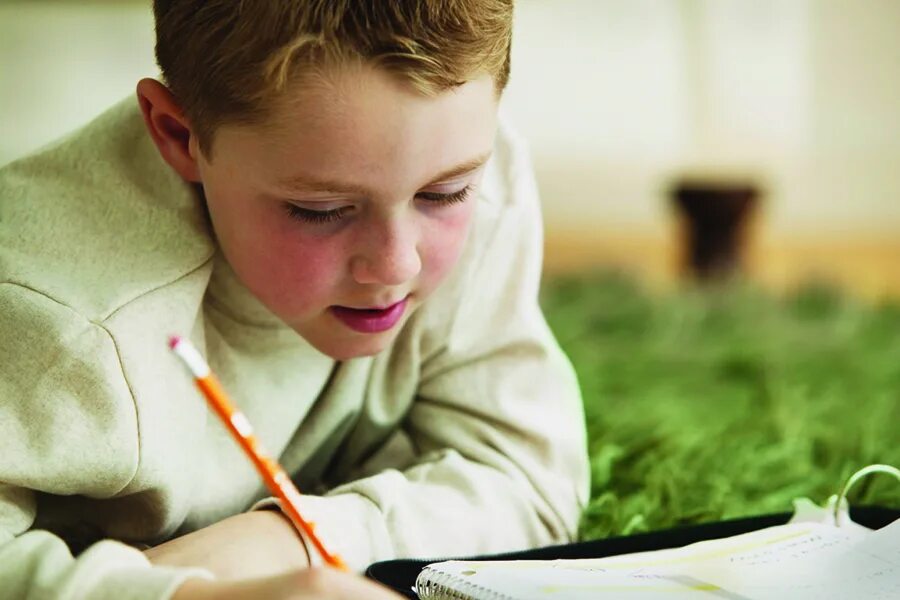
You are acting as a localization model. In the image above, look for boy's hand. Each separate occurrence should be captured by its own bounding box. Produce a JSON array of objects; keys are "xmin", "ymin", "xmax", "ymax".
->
[
  {"xmin": 146, "ymin": 510, "xmax": 310, "ymax": 580},
  {"xmin": 171, "ymin": 569, "xmax": 403, "ymax": 600}
]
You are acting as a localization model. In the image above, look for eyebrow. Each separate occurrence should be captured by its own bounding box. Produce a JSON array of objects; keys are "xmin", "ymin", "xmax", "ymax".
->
[{"xmin": 277, "ymin": 151, "xmax": 493, "ymax": 196}]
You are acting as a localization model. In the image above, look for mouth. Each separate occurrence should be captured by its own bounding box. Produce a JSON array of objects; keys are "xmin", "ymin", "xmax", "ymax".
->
[{"xmin": 330, "ymin": 296, "xmax": 410, "ymax": 334}]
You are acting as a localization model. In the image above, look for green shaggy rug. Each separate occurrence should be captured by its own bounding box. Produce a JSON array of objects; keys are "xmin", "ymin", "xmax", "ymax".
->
[{"xmin": 540, "ymin": 272, "xmax": 900, "ymax": 540}]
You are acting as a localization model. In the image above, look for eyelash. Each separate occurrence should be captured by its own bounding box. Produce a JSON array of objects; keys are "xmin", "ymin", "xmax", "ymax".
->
[
  {"xmin": 283, "ymin": 185, "xmax": 474, "ymax": 225},
  {"xmin": 284, "ymin": 204, "xmax": 350, "ymax": 224},
  {"xmin": 416, "ymin": 185, "xmax": 473, "ymax": 206}
]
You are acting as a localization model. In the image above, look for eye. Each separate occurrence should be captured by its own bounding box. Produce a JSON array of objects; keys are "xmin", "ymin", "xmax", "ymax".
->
[
  {"xmin": 283, "ymin": 203, "xmax": 351, "ymax": 224},
  {"xmin": 416, "ymin": 185, "xmax": 474, "ymax": 207}
]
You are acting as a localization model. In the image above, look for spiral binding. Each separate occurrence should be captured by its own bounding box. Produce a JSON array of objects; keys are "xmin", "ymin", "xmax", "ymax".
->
[
  {"xmin": 416, "ymin": 464, "xmax": 899, "ymax": 598},
  {"xmin": 416, "ymin": 565, "xmax": 518, "ymax": 600}
]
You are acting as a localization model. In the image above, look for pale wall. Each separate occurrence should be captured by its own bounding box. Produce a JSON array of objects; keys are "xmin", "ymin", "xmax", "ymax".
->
[
  {"xmin": 2, "ymin": 0, "xmax": 899, "ymax": 241},
  {"xmin": 505, "ymin": 0, "xmax": 900, "ymax": 238}
]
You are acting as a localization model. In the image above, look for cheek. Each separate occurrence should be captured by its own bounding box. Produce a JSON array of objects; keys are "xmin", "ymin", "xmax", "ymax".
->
[
  {"xmin": 261, "ymin": 236, "xmax": 343, "ymax": 309},
  {"xmin": 217, "ymin": 203, "xmax": 346, "ymax": 317},
  {"xmin": 419, "ymin": 204, "xmax": 476, "ymax": 290}
]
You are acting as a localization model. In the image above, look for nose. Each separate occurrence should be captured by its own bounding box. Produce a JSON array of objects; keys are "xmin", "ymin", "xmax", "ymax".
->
[{"xmin": 350, "ymin": 218, "xmax": 422, "ymax": 286}]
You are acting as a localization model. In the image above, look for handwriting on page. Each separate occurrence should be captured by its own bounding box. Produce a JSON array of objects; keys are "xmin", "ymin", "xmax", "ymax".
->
[
  {"xmin": 683, "ymin": 519, "xmax": 900, "ymax": 599},
  {"xmin": 427, "ymin": 521, "xmax": 898, "ymax": 599},
  {"xmin": 722, "ymin": 528, "xmax": 858, "ymax": 567}
]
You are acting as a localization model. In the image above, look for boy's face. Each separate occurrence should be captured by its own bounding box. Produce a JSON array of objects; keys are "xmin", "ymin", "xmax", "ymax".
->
[{"xmin": 192, "ymin": 67, "xmax": 499, "ymax": 359}]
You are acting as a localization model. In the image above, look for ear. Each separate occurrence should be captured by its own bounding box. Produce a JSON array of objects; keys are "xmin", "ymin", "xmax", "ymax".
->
[{"xmin": 136, "ymin": 78, "xmax": 203, "ymax": 182}]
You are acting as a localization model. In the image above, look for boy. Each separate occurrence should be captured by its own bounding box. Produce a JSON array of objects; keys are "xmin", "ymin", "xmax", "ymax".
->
[{"xmin": 0, "ymin": 1, "xmax": 589, "ymax": 598}]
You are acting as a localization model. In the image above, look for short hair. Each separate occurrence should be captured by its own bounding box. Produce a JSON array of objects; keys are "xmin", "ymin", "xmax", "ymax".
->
[{"xmin": 153, "ymin": 0, "xmax": 514, "ymax": 156}]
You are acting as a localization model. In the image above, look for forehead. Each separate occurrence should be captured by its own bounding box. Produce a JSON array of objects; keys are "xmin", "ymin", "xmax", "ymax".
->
[{"xmin": 210, "ymin": 66, "xmax": 499, "ymax": 190}]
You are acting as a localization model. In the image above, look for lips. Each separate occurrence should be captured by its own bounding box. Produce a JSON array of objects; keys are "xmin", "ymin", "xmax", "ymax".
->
[{"xmin": 330, "ymin": 296, "xmax": 409, "ymax": 334}]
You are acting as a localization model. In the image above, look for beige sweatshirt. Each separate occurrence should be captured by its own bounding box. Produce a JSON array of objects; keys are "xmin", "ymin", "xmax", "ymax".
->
[{"xmin": 0, "ymin": 97, "xmax": 589, "ymax": 599}]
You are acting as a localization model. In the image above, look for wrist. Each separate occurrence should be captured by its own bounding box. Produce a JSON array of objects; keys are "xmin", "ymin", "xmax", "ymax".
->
[
  {"xmin": 170, "ymin": 577, "xmax": 219, "ymax": 600},
  {"xmin": 251, "ymin": 506, "xmax": 312, "ymax": 568}
]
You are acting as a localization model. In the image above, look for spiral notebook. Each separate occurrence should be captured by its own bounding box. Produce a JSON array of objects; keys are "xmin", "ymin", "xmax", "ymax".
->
[{"xmin": 416, "ymin": 465, "xmax": 900, "ymax": 600}]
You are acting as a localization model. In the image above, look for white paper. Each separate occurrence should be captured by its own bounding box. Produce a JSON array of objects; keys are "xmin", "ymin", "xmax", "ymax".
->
[{"xmin": 418, "ymin": 519, "xmax": 899, "ymax": 599}]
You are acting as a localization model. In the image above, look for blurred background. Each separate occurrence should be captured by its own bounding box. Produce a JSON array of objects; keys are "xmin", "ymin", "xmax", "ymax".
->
[
  {"xmin": 2, "ymin": 0, "xmax": 899, "ymax": 297},
  {"xmin": 2, "ymin": 0, "xmax": 898, "ymax": 535}
]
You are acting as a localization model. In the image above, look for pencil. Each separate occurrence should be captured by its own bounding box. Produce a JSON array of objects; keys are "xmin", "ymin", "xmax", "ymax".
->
[{"xmin": 169, "ymin": 335, "xmax": 348, "ymax": 571}]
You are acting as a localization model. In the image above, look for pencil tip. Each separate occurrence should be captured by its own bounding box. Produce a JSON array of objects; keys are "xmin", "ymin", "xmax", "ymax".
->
[{"xmin": 168, "ymin": 335, "xmax": 181, "ymax": 350}]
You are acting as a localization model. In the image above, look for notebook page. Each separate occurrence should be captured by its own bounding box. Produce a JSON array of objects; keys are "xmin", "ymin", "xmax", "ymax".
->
[
  {"xmin": 858, "ymin": 516, "xmax": 900, "ymax": 564},
  {"xmin": 416, "ymin": 521, "xmax": 886, "ymax": 600},
  {"xmin": 417, "ymin": 560, "xmax": 736, "ymax": 600},
  {"xmin": 681, "ymin": 518, "xmax": 900, "ymax": 599}
]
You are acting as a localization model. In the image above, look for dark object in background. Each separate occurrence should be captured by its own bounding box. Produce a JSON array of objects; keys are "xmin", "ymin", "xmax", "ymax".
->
[{"xmin": 672, "ymin": 181, "xmax": 760, "ymax": 281}]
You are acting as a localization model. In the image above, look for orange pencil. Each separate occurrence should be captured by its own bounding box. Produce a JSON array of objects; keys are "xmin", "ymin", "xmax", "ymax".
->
[{"xmin": 169, "ymin": 335, "xmax": 348, "ymax": 571}]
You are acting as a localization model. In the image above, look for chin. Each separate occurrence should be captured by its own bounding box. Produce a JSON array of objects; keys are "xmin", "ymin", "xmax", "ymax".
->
[{"xmin": 309, "ymin": 333, "xmax": 394, "ymax": 361}]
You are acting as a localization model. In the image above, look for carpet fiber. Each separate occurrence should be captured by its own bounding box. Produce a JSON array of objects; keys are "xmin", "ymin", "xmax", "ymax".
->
[{"xmin": 540, "ymin": 272, "xmax": 900, "ymax": 540}]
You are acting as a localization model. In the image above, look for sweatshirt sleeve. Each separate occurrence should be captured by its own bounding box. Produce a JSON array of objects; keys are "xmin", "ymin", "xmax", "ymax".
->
[
  {"xmin": 0, "ymin": 284, "xmax": 212, "ymax": 600},
  {"xmin": 274, "ymin": 123, "xmax": 591, "ymax": 571}
]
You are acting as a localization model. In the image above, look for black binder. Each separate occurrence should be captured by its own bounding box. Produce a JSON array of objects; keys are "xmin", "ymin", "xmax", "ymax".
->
[{"xmin": 365, "ymin": 506, "xmax": 900, "ymax": 599}]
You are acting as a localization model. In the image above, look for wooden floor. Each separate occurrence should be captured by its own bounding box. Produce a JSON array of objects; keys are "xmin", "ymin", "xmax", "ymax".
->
[{"xmin": 543, "ymin": 229, "xmax": 900, "ymax": 301}]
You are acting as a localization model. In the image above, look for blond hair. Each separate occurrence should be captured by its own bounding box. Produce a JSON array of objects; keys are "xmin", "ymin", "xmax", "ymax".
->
[{"xmin": 153, "ymin": 0, "xmax": 513, "ymax": 155}]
